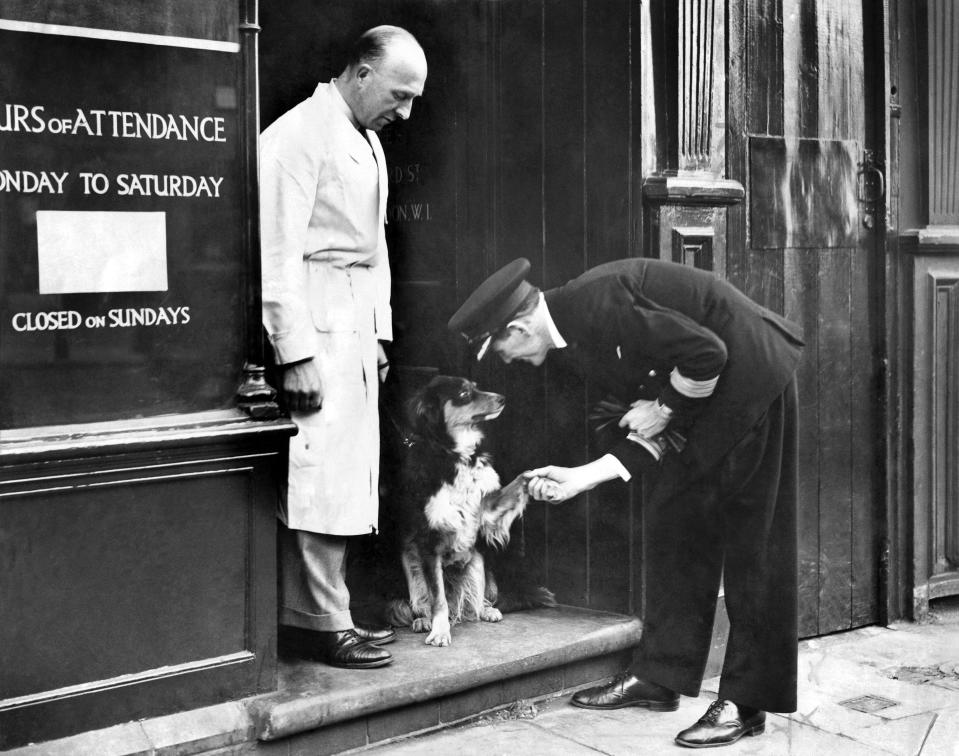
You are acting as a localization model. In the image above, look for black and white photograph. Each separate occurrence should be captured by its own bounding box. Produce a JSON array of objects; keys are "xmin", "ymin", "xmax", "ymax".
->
[{"xmin": 0, "ymin": 1, "xmax": 957, "ymax": 753}]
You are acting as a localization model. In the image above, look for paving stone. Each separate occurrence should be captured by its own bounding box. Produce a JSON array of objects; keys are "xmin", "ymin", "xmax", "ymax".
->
[
  {"xmin": 526, "ymin": 694, "xmax": 706, "ymax": 754},
  {"xmin": 366, "ymin": 719, "xmax": 597, "ymax": 755},
  {"xmin": 759, "ymin": 714, "xmax": 892, "ymax": 756},
  {"xmin": 920, "ymin": 706, "xmax": 959, "ymax": 755},
  {"xmin": 837, "ymin": 711, "xmax": 939, "ymax": 756},
  {"xmin": 520, "ymin": 695, "xmax": 888, "ymax": 756},
  {"xmin": 2, "ymin": 722, "xmax": 153, "ymax": 756},
  {"xmin": 796, "ymin": 654, "xmax": 959, "ymax": 719},
  {"xmin": 140, "ymin": 701, "xmax": 252, "ymax": 755}
]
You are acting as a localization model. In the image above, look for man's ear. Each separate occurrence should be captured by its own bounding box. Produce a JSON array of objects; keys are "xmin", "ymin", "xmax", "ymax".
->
[
  {"xmin": 504, "ymin": 319, "xmax": 530, "ymax": 336},
  {"xmin": 355, "ymin": 64, "xmax": 374, "ymax": 84}
]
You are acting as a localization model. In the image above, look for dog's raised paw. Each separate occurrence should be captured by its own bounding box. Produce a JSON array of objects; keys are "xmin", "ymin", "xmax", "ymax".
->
[
  {"xmin": 411, "ymin": 617, "xmax": 432, "ymax": 633},
  {"xmin": 480, "ymin": 606, "xmax": 503, "ymax": 623}
]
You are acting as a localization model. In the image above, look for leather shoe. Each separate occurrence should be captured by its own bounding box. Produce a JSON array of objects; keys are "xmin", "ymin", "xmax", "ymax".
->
[
  {"xmin": 354, "ymin": 623, "xmax": 396, "ymax": 646},
  {"xmin": 675, "ymin": 699, "xmax": 766, "ymax": 748},
  {"xmin": 278, "ymin": 626, "xmax": 393, "ymax": 669},
  {"xmin": 571, "ymin": 673, "xmax": 679, "ymax": 711}
]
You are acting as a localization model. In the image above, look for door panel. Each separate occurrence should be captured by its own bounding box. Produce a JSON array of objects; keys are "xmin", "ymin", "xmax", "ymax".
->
[
  {"xmin": 734, "ymin": 0, "xmax": 884, "ymax": 635},
  {"xmin": 748, "ymin": 137, "xmax": 859, "ymax": 249}
]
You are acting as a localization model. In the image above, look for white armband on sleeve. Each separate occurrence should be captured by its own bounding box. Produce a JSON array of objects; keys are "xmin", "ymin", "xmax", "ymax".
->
[{"xmin": 670, "ymin": 367, "xmax": 719, "ymax": 398}]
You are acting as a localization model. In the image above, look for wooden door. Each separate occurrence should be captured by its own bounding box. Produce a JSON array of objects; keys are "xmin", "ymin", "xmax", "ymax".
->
[{"xmin": 727, "ymin": 0, "xmax": 887, "ymax": 636}]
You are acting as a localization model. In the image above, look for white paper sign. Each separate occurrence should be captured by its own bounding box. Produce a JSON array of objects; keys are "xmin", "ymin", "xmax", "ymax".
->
[{"xmin": 36, "ymin": 210, "xmax": 168, "ymax": 294}]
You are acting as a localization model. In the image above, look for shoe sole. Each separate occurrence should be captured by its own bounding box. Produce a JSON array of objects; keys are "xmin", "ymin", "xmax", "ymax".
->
[
  {"xmin": 328, "ymin": 656, "xmax": 394, "ymax": 669},
  {"xmin": 674, "ymin": 724, "xmax": 765, "ymax": 748},
  {"xmin": 278, "ymin": 640, "xmax": 394, "ymax": 667},
  {"xmin": 364, "ymin": 635, "xmax": 397, "ymax": 646},
  {"xmin": 570, "ymin": 698, "xmax": 679, "ymax": 712}
]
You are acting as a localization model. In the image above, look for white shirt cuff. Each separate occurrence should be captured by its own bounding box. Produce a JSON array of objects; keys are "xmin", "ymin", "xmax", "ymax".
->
[{"xmin": 600, "ymin": 453, "xmax": 632, "ymax": 482}]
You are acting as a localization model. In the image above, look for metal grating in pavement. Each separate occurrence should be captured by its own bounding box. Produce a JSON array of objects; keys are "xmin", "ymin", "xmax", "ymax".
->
[{"xmin": 838, "ymin": 694, "xmax": 900, "ymax": 713}]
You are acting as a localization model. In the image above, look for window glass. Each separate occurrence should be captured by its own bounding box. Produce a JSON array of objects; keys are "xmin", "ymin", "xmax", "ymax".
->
[
  {"xmin": 0, "ymin": 5, "xmax": 245, "ymax": 429},
  {"xmin": 0, "ymin": 0, "xmax": 238, "ymax": 43}
]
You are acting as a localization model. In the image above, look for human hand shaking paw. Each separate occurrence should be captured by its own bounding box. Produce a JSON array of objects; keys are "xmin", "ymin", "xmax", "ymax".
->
[{"xmin": 522, "ymin": 467, "xmax": 584, "ymax": 503}]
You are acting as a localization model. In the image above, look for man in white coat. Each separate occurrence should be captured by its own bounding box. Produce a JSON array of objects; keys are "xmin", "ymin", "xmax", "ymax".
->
[{"xmin": 259, "ymin": 26, "xmax": 427, "ymax": 669}]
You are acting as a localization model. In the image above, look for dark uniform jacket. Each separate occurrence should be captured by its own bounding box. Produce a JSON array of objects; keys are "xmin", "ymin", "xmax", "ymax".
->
[{"xmin": 543, "ymin": 258, "xmax": 804, "ymax": 503}]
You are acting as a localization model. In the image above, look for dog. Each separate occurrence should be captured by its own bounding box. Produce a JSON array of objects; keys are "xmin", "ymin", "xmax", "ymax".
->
[{"xmin": 386, "ymin": 375, "xmax": 555, "ymax": 646}]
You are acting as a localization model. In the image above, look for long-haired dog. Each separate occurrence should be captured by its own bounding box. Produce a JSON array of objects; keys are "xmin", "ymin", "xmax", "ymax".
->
[{"xmin": 387, "ymin": 375, "xmax": 555, "ymax": 646}]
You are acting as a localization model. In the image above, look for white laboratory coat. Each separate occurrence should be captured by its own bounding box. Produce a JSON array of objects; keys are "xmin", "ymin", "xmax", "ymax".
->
[{"xmin": 259, "ymin": 81, "xmax": 391, "ymax": 535}]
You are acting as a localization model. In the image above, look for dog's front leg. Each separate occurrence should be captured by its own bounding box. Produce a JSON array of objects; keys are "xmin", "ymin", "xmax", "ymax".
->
[
  {"xmin": 424, "ymin": 553, "xmax": 452, "ymax": 646},
  {"xmin": 464, "ymin": 553, "xmax": 503, "ymax": 623},
  {"xmin": 401, "ymin": 542, "xmax": 433, "ymax": 634}
]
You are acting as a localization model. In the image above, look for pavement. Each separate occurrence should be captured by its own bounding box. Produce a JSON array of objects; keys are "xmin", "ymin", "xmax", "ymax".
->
[{"xmin": 363, "ymin": 608, "xmax": 959, "ymax": 755}]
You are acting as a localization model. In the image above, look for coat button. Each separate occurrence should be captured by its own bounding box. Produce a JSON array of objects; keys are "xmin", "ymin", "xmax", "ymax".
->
[{"xmin": 649, "ymin": 370, "xmax": 657, "ymax": 377}]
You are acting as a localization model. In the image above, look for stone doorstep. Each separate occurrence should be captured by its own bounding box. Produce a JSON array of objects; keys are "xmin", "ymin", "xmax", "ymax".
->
[
  {"xmin": 2, "ymin": 606, "xmax": 642, "ymax": 756},
  {"xmin": 252, "ymin": 606, "xmax": 642, "ymax": 740}
]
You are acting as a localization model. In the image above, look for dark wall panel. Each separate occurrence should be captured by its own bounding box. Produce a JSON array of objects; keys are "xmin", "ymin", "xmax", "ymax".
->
[
  {"xmin": 1, "ymin": 473, "xmax": 250, "ymax": 697},
  {"xmin": 796, "ymin": 0, "xmax": 820, "ymax": 137},
  {"xmin": 746, "ymin": 0, "xmax": 784, "ymax": 137},
  {"xmin": 541, "ymin": 0, "xmax": 590, "ymax": 607},
  {"xmin": 584, "ymin": 0, "xmax": 635, "ymax": 613},
  {"xmin": 0, "ymin": 434, "xmax": 283, "ymax": 749},
  {"xmin": 585, "ymin": 0, "xmax": 633, "ymax": 269},
  {"xmin": 484, "ymin": 0, "xmax": 552, "ymax": 591}
]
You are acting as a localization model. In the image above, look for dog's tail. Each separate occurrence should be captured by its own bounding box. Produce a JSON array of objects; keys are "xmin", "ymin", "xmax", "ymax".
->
[
  {"xmin": 386, "ymin": 598, "xmax": 415, "ymax": 627},
  {"xmin": 490, "ymin": 582, "xmax": 558, "ymax": 614}
]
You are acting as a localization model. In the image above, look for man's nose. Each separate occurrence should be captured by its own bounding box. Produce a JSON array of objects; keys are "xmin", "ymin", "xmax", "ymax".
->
[{"xmin": 396, "ymin": 101, "xmax": 413, "ymax": 120}]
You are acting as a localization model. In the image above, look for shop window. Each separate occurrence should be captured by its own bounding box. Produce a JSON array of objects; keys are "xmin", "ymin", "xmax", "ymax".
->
[{"xmin": 0, "ymin": 0, "xmax": 247, "ymax": 429}]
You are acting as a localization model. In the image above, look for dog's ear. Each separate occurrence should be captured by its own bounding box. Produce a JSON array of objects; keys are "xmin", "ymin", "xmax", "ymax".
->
[{"xmin": 407, "ymin": 389, "xmax": 445, "ymax": 444}]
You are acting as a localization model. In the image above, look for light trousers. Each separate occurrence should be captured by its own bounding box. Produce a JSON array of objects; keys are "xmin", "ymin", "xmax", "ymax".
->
[{"xmin": 278, "ymin": 524, "xmax": 354, "ymax": 632}]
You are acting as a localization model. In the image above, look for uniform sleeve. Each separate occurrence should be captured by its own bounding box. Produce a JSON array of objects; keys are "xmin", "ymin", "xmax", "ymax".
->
[
  {"xmin": 620, "ymin": 292, "xmax": 727, "ymax": 420},
  {"xmin": 602, "ymin": 283, "xmax": 728, "ymax": 477},
  {"xmin": 259, "ymin": 137, "xmax": 319, "ymax": 365},
  {"xmin": 608, "ymin": 437, "xmax": 664, "ymax": 478}
]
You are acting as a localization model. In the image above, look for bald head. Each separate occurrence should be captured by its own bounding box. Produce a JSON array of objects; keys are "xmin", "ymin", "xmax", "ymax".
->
[
  {"xmin": 337, "ymin": 25, "xmax": 427, "ymax": 131},
  {"xmin": 345, "ymin": 26, "xmax": 424, "ymax": 70}
]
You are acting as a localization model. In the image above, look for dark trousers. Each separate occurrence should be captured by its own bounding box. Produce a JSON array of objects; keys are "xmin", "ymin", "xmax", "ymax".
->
[{"xmin": 630, "ymin": 379, "xmax": 798, "ymax": 713}]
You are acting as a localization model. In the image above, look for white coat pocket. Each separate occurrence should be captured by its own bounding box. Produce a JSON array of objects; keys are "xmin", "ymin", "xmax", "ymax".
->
[{"xmin": 307, "ymin": 263, "xmax": 357, "ymax": 332}]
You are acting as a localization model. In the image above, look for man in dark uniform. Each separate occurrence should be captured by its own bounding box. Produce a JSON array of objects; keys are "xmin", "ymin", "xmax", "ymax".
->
[{"xmin": 447, "ymin": 257, "xmax": 803, "ymax": 748}]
